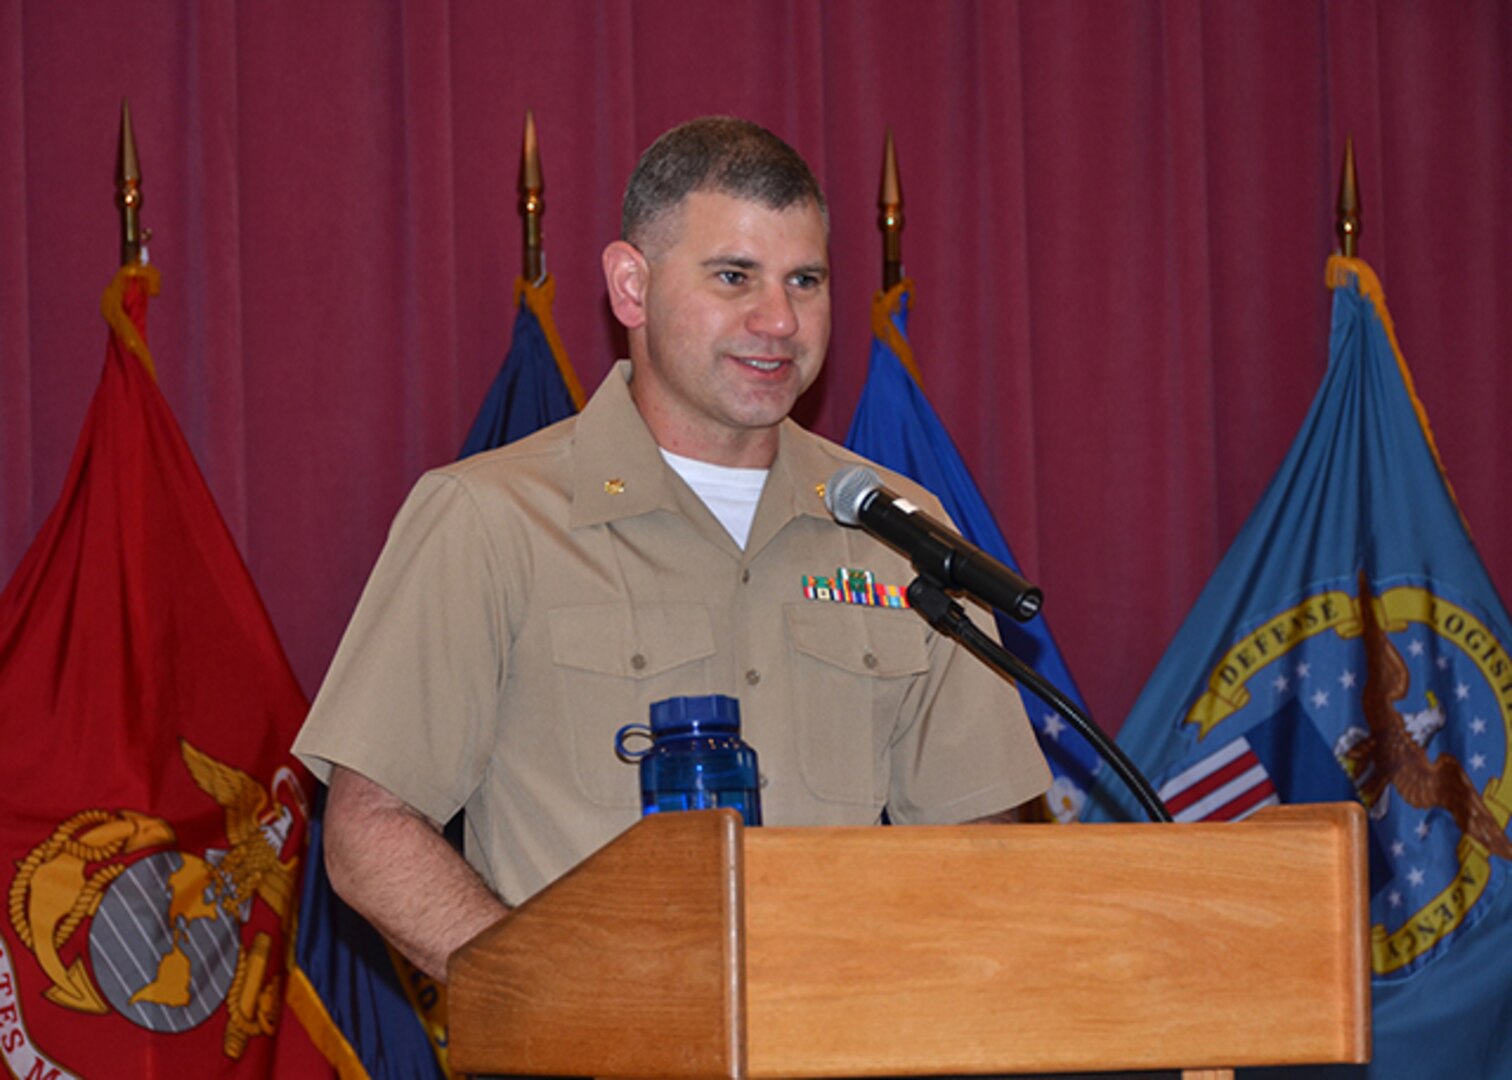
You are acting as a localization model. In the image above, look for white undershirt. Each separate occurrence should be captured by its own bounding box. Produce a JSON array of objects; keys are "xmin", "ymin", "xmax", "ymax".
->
[{"xmin": 659, "ymin": 448, "xmax": 769, "ymax": 549}]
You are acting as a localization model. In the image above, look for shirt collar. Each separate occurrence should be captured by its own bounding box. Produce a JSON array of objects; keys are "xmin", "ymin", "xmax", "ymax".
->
[
  {"xmin": 568, "ymin": 361, "xmax": 679, "ymax": 528},
  {"xmin": 567, "ymin": 360, "xmax": 842, "ymax": 537},
  {"xmin": 770, "ymin": 415, "xmax": 846, "ymax": 521}
]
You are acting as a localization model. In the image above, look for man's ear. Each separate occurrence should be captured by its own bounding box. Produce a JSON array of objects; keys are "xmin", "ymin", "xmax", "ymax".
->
[{"xmin": 602, "ymin": 240, "xmax": 649, "ymax": 330}]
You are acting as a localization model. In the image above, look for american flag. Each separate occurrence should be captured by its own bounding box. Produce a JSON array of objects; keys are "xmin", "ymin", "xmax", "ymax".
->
[{"xmin": 1158, "ymin": 736, "xmax": 1280, "ymax": 822}]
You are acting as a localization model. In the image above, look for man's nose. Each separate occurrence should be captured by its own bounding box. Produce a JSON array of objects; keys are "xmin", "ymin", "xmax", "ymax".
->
[{"xmin": 746, "ymin": 283, "xmax": 798, "ymax": 338}]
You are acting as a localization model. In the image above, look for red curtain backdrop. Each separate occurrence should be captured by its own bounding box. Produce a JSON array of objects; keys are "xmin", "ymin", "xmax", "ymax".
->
[{"xmin": 4, "ymin": 0, "xmax": 1509, "ymax": 734}]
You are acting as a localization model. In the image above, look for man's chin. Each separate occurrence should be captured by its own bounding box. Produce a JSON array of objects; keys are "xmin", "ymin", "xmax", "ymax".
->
[{"xmin": 726, "ymin": 393, "xmax": 806, "ymax": 433}]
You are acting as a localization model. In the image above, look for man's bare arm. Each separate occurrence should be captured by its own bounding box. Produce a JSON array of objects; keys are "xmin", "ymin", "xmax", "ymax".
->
[{"xmin": 323, "ymin": 764, "xmax": 510, "ymax": 982}]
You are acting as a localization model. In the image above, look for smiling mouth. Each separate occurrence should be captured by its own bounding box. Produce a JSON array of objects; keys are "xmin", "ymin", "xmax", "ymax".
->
[{"xmin": 735, "ymin": 357, "xmax": 788, "ymax": 373}]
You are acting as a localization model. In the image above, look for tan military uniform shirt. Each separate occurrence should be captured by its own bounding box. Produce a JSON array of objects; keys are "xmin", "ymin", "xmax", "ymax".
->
[{"xmin": 294, "ymin": 363, "xmax": 1049, "ymax": 906}]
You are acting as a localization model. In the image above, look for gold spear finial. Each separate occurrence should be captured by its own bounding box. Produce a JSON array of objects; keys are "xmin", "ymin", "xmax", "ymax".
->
[
  {"xmin": 1336, "ymin": 135, "xmax": 1360, "ymax": 258},
  {"xmin": 520, "ymin": 109, "xmax": 545, "ymax": 283},
  {"xmin": 116, "ymin": 99, "xmax": 145, "ymax": 267},
  {"xmin": 879, "ymin": 127, "xmax": 904, "ymax": 291}
]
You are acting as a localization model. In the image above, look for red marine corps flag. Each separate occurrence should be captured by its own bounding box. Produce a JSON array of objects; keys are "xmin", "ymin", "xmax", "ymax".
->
[{"xmin": 0, "ymin": 264, "xmax": 331, "ymax": 1078}]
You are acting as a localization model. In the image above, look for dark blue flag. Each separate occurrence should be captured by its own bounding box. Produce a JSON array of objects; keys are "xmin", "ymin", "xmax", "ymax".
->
[
  {"xmin": 845, "ymin": 282, "xmax": 1102, "ymax": 821},
  {"xmin": 289, "ymin": 275, "xmax": 581, "ymax": 1079},
  {"xmin": 289, "ymin": 789, "xmax": 451, "ymax": 1079},
  {"xmin": 1090, "ymin": 258, "xmax": 1512, "ymax": 1078},
  {"xmin": 459, "ymin": 275, "xmax": 583, "ymax": 458}
]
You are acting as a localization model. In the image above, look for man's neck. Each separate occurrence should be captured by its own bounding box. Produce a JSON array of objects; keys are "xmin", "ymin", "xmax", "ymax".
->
[
  {"xmin": 626, "ymin": 366, "xmax": 781, "ymax": 468},
  {"xmin": 650, "ymin": 426, "xmax": 779, "ymax": 468}
]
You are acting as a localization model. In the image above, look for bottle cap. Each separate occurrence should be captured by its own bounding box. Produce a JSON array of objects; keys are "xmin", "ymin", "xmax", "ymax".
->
[{"xmin": 649, "ymin": 694, "xmax": 741, "ymax": 735}]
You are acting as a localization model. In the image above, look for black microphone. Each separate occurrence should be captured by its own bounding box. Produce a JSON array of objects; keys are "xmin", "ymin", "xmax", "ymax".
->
[{"xmin": 825, "ymin": 465, "xmax": 1043, "ymax": 622}]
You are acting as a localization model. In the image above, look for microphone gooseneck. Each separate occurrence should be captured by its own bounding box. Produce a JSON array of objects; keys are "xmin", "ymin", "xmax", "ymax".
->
[{"xmin": 825, "ymin": 464, "xmax": 1172, "ymax": 823}]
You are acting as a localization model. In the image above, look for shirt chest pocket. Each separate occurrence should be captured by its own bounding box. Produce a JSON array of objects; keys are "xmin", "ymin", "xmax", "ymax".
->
[
  {"xmin": 783, "ymin": 603, "xmax": 930, "ymax": 806},
  {"xmin": 548, "ymin": 603, "xmax": 717, "ymax": 808}
]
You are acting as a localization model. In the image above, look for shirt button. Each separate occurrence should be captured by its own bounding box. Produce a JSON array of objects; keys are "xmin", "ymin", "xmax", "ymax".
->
[
  {"xmin": 630, "ymin": 653, "xmax": 647, "ymax": 671},
  {"xmin": 741, "ymin": 568, "xmax": 751, "ymax": 584},
  {"xmin": 863, "ymin": 652, "xmax": 879, "ymax": 669},
  {"xmin": 745, "ymin": 669, "xmax": 761, "ymax": 685}
]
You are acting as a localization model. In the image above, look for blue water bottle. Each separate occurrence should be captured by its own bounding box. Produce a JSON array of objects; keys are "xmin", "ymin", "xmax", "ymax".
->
[{"xmin": 615, "ymin": 694, "xmax": 762, "ymax": 825}]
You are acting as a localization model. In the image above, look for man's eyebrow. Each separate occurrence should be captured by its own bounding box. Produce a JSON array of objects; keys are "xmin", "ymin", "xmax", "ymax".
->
[{"xmin": 701, "ymin": 255, "xmax": 759, "ymax": 270}]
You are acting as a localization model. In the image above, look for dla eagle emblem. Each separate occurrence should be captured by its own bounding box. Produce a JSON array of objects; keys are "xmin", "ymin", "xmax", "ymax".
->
[
  {"xmin": 7, "ymin": 739, "xmax": 305, "ymax": 1058},
  {"xmin": 1182, "ymin": 573, "xmax": 1512, "ymax": 978}
]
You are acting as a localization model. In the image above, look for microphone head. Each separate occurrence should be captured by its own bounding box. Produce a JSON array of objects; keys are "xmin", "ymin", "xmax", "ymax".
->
[{"xmin": 825, "ymin": 465, "xmax": 882, "ymax": 526}]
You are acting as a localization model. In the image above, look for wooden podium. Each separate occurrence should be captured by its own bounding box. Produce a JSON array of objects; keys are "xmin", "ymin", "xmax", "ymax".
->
[{"xmin": 449, "ymin": 803, "xmax": 1370, "ymax": 1079}]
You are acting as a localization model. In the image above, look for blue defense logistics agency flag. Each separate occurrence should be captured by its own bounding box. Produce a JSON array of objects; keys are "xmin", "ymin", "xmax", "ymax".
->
[
  {"xmin": 1092, "ymin": 257, "xmax": 1512, "ymax": 1078},
  {"xmin": 845, "ymin": 282, "xmax": 1102, "ymax": 821},
  {"xmin": 288, "ymin": 274, "xmax": 581, "ymax": 1080}
]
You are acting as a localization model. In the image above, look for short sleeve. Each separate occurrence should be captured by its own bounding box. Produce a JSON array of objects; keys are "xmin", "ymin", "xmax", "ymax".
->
[
  {"xmin": 293, "ymin": 472, "xmax": 507, "ymax": 824},
  {"xmin": 883, "ymin": 595, "xmax": 1052, "ymax": 822},
  {"xmin": 877, "ymin": 499, "xmax": 1052, "ymax": 823}
]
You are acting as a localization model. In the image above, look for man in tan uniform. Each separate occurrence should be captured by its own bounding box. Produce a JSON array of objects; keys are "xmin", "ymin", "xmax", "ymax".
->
[{"xmin": 294, "ymin": 117, "xmax": 1050, "ymax": 981}]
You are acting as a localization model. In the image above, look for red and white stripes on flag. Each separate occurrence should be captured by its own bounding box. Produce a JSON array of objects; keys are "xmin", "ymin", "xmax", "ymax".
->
[{"xmin": 1158, "ymin": 736, "xmax": 1280, "ymax": 822}]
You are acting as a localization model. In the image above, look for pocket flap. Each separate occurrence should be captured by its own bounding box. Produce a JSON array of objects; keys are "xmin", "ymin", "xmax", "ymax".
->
[
  {"xmin": 784, "ymin": 603, "xmax": 928, "ymax": 677},
  {"xmin": 549, "ymin": 603, "xmax": 715, "ymax": 677}
]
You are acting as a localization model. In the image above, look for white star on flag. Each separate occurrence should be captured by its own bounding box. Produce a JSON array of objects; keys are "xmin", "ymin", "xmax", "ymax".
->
[
  {"xmin": 1416, "ymin": 819, "xmax": 1432, "ymax": 839},
  {"xmin": 1297, "ymin": 661, "xmax": 1312, "ymax": 678},
  {"xmin": 1409, "ymin": 639, "xmax": 1426, "ymax": 657},
  {"xmin": 1040, "ymin": 713, "xmax": 1065, "ymax": 740},
  {"xmin": 1408, "ymin": 867, "xmax": 1426, "ymax": 887},
  {"xmin": 1471, "ymin": 753, "xmax": 1487, "ymax": 771},
  {"xmin": 1456, "ymin": 681, "xmax": 1471, "ymax": 701},
  {"xmin": 1339, "ymin": 669, "xmax": 1357, "ymax": 689},
  {"xmin": 1310, "ymin": 689, "xmax": 1330, "ymax": 708},
  {"xmin": 1472, "ymin": 717, "xmax": 1488, "ymax": 734}
]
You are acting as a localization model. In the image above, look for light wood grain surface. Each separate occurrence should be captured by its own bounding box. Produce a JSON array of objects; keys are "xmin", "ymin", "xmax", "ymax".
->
[{"xmin": 448, "ymin": 804, "xmax": 1369, "ymax": 1078}]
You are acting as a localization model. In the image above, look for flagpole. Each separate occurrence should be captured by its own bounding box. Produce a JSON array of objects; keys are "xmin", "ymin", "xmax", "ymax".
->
[
  {"xmin": 879, "ymin": 128, "xmax": 903, "ymax": 290},
  {"xmin": 1336, "ymin": 135, "xmax": 1360, "ymax": 258},
  {"xmin": 520, "ymin": 109, "xmax": 545, "ymax": 284},
  {"xmin": 116, "ymin": 99, "xmax": 145, "ymax": 267}
]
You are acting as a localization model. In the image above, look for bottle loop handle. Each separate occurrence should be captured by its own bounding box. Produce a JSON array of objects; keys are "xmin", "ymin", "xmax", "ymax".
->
[{"xmin": 614, "ymin": 722, "xmax": 654, "ymax": 762}]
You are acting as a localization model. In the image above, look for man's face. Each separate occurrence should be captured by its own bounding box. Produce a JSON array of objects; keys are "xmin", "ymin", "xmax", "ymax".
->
[{"xmin": 627, "ymin": 190, "xmax": 831, "ymax": 466}]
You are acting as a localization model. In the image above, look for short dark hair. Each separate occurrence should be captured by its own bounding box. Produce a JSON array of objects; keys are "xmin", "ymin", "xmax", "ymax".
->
[{"xmin": 621, "ymin": 116, "xmax": 827, "ymax": 248}]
